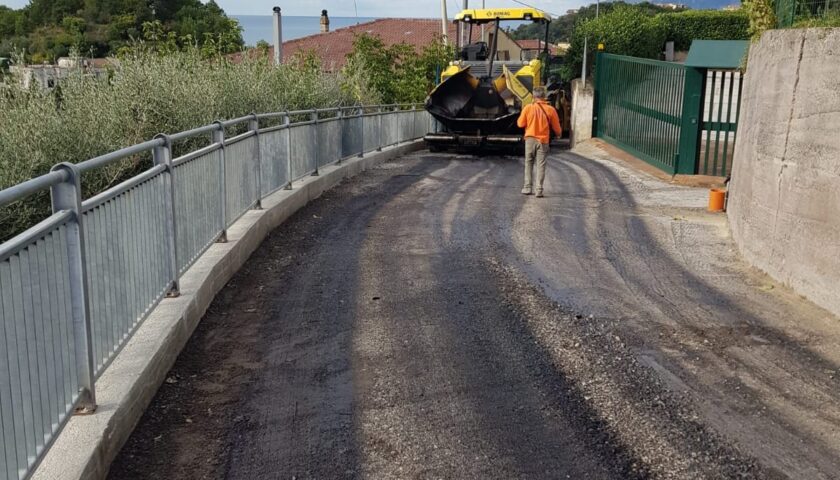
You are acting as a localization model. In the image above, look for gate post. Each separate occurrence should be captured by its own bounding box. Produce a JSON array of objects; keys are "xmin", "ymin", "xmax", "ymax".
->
[
  {"xmin": 591, "ymin": 50, "xmax": 604, "ymax": 138},
  {"xmin": 676, "ymin": 66, "xmax": 705, "ymax": 175}
]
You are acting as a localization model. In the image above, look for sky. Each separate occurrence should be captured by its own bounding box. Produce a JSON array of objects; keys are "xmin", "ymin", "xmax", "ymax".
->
[{"xmin": 0, "ymin": 0, "xmax": 588, "ymax": 18}]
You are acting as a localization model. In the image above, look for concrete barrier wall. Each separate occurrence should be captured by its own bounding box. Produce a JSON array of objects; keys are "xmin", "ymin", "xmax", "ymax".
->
[
  {"xmin": 570, "ymin": 79, "xmax": 594, "ymax": 148},
  {"xmin": 728, "ymin": 28, "xmax": 840, "ymax": 318}
]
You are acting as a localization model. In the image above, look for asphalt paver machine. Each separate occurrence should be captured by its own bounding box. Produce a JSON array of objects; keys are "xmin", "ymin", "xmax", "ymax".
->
[{"xmin": 424, "ymin": 8, "xmax": 554, "ymax": 151}]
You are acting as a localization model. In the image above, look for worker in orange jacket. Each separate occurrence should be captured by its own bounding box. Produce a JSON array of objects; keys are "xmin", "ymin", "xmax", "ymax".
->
[{"xmin": 517, "ymin": 86, "xmax": 562, "ymax": 198}]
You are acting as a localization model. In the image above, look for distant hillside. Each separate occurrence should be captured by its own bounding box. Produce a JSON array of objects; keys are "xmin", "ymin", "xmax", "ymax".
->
[
  {"xmin": 679, "ymin": 0, "xmax": 741, "ymax": 9},
  {"xmin": 0, "ymin": 0, "xmax": 243, "ymax": 62}
]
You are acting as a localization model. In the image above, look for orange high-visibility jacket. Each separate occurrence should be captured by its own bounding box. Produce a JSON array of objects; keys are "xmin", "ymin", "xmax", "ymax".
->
[{"xmin": 517, "ymin": 100, "xmax": 562, "ymax": 144}]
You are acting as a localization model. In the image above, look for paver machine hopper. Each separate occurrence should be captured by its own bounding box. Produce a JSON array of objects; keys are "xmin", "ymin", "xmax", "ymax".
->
[{"xmin": 424, "ymin": 8, "xmax": 554, "ymax": 151}]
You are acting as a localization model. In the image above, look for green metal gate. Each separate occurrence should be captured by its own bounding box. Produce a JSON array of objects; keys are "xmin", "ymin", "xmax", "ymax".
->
[{"xmin": 593, "ymin": 53, "xmax": 743, "ymax": 177}]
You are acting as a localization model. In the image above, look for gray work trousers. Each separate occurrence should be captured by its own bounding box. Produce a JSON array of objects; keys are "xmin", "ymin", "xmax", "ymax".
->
[{"xmin": 524, "ymin": 138, "xmax": 549, "ymax": 191}]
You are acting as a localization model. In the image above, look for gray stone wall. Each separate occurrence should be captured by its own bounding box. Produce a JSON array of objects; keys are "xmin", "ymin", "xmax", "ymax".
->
[{"xmin": 728, "ymin": 28, "xmax": 840, "ymax": 317}]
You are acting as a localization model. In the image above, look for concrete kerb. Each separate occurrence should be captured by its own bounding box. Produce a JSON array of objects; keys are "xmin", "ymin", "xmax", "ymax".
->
[{"xmin": 32, "ymin": 140, "xmax": 424, "ymax": 480}]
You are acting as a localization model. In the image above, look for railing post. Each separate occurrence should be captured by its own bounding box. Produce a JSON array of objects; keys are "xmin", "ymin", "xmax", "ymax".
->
[
  {"xmin": 50, "ymin": 163, "xmax": 96, "ymax": 414},
  {"xmin": 152, "ymin": 135, "xmax": 180, "ymax": 297},
  {"xmin": 285, "ymin": 112, "xmax": 293, "ymax": 190},
  {"xmin": 212, "ymin": 121, "xmax": 228, "ymax": 242},
  {"xmin": 311, "ymin": 110, "xmax": 320, "ymax": 176},
  {"xmin": 394, "ymin": 105, "xmax": 405, "ymax": 145},
  {"xmin": 337, "ymin": 108, "xmax": 344, "ymax": 164},
  {"xmin": 249, "ymin": 114, "xmax": 263, "ymax": 209},
  {"xmin": 395, "ymin": 105, "xmax": 401, "ymax": 145},
  {"xmin": 358, "ymin": 107, "xmax": 365, "ymax": 158},
  {"xmin": 394, "ymin": 105, "xmax": 401, "ymax": 145},
  {"xmin": 377, "ymin": 106, "xmax": 383, "ymax": 151},
  {"xmin": 412, "ymin": 104, "xmax": 418, "ymax": 142}
]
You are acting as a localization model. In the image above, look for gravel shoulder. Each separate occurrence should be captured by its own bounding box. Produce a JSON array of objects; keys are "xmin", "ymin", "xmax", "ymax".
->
[{"xmin": 109, "ymin": 147, "xmax": 840, "ymax": 479}]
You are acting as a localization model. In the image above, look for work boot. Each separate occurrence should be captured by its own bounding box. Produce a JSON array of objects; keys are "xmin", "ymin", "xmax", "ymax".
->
[
  {"xmin": 535, "ymin": 190, "xmax": 544, "ymax": 198},
  {"xmin": 521, "ymin": 187, "xmax": 533, "ymax": 195}
]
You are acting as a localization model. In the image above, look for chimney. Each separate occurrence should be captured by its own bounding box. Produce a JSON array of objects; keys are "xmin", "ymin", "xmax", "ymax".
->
[
  {"xmin": 320, "ymin": 10, "xmax": 330, "ymax": 33},
  {"xmin": 272, "ymin": 7, "xmax": 283, "ymax": 65}
]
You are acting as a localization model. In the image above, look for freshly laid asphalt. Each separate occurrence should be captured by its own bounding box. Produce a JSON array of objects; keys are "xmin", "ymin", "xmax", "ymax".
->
[{"xmin": 109, "ymin": 148, "xmax": 840, "ymax": 479}]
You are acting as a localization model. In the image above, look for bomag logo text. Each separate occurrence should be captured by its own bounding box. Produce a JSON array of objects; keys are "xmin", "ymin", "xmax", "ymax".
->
[{"xmin": 488, "ymin": 10, "xmax": 513, "ymax": 16}]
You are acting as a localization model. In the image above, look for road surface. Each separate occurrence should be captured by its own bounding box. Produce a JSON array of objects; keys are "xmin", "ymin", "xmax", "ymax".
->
[{"xmin": 109, "ymin": 147, "xmax": 840, "ymax": 479}]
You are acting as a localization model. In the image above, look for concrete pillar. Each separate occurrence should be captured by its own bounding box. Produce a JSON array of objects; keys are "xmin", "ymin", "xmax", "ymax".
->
[
  {"xmin": 320, "ymin": 10, "xmax": 330, "ymax": 33},
  {"xmin": 272, "ymin": 7, "xmax": 283, "ymax": 65},
  {"xmin": 570, "ymin": 78, "xmax": 594, "ymax": 148}
]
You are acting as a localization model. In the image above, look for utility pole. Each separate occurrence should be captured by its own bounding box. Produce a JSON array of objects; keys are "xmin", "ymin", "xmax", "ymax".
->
[
  {"xmin": 273, "ymin": 7, "xmax": 283, "ymax": 66},
  {"xmin": 481, "ymin": 0, "xmax": 485, "ymax": 42},
  {"xmin": 582, "ymin": 0, "xmax": 600, "ymax": 83},
  {"xmin": 461, "ymin": 0, "xmax": 469, "ymax": 47},
  {"xmin": 441, "ymin": 0, "xmax": 448, "ymax": 45}
]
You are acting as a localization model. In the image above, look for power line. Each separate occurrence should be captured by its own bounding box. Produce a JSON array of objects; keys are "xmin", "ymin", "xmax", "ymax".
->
[{"xmin": 508, "ymin": 0, "xmax": 563, "ymax": 18}]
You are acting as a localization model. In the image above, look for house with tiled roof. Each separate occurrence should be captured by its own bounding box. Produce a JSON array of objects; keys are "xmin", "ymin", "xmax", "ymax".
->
[
  {"xmin": 516, "ymin": 39, "xmax": 568, "ymax": 59},
  {"xmin": 236, "ymin": 12, "xmax": 523, "ymax": 72}
]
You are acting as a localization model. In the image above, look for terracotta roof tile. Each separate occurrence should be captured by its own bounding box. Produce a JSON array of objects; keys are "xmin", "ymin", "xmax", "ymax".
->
[
  {"xmin": 232, "ymin": 18, "xmax": 506, "ymax": 70},
  {"xmin": 516, "ymin": 39, "xmax": 563, "ymax": 55},
  {"xmin": 230, "ymin": 18, "xmax": 521, "ymax": 70},
  {"xmin": 280, "ymin": 18, "xmax": 455, "ymax": 70}
]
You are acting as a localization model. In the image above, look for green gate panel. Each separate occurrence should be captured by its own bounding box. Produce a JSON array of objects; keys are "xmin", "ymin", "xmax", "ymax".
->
[{"xmin": 594, "ymin": 53, "xmax": 687, "ymax": 175}]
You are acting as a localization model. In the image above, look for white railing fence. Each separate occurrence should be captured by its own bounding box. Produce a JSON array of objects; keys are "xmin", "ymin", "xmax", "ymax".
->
[{"xmin": 0, "ymin": 104, "xmax": 431, "ymax": 480}]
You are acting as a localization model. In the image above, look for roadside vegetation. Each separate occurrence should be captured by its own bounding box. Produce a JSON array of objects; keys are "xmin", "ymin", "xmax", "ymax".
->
[
  {"xmin": 792, "ymin": 14, "xmax": 840, "ymax": 27},
  {"xmin": 0, "ymin": 27, "xmax": 451, "ymax": 240},
  {"xmin": 0, "ymin": 45, "xmax": 351, "ymax": 239}
]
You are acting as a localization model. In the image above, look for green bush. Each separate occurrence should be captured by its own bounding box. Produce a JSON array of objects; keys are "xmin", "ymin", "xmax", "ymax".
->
[
  {"xmin": 655, "ymin": 10, "xmax": 750, "ymax": 50},
  {"xmin": 511, "ymin": 1, "xmax": 682, "ymax": 43},
  {"xmin": 562, "ymin": 5, "xmax": 666, "ymax": 81},
  {"xmin": 0, "ymin": 47, "xmax": 355, "ymax": 239},
  {"xmin": 342, "ymin": 34, "xmax": 453, "ymax": 104},
  {"xmin": 743, "ymin": 0, "xmax": 776, "ymax": 37}
]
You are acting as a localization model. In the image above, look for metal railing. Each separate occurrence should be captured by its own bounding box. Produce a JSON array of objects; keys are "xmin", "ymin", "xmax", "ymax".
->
[
  {"xmin": 776, "ymin": 0, "xmax": 840, "ymax": 27},
  {"xmin": 0, "ymin": 104, "xmax": 431, "ymax": 480}
]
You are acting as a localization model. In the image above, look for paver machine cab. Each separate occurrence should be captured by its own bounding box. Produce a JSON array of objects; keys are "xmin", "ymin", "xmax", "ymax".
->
[{"xmin": 424, "ymin": 8, "xmax": 552, "ymax": 151}]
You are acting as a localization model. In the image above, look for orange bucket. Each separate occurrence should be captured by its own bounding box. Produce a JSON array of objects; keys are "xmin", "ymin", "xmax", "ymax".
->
[{"xmin": 708, "ymin": 188, "xmax": 726, "ymax": 212}]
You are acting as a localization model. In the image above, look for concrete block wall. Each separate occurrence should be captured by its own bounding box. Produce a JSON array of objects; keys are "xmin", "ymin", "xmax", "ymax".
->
[{"xmin": 728, "ymin": 28, "xmax": 840, "ymax": 318}]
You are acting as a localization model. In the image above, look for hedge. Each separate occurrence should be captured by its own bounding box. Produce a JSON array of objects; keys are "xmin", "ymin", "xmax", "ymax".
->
[
  {"xmin": 656, "ymin": 10, "xmax": 751, "ymax": 51},
  {"xmin": 562, "ymin": 5, "xmax": 751, "ymax": 81},
  {"xmin": 561, "ymin": 5, "xmax": 665, "ymax": 80}
]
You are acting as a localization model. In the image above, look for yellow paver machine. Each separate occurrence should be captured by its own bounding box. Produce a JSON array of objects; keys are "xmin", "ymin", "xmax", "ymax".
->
[{"xmin": 425, "ymin": 8, "xmax": 562, "ymax": 151}]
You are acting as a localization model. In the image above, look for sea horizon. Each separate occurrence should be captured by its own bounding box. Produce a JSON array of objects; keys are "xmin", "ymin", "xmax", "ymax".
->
[{"xmin": 234, "ymin": 15, "xmax": 379, "ymax": 46}]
